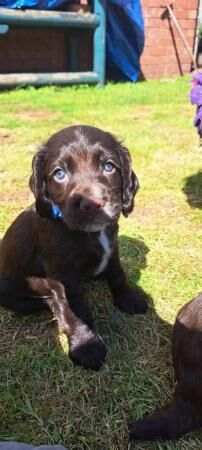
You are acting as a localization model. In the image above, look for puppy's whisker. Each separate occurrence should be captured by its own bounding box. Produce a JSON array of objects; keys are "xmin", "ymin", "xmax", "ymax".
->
[
  {"xmin": 103, "ymin": 203, "xmax": 120, "ymax": 220},
  {"xmin": 107, "ymin": 185, "xmax": 122, "ymax": 191}
]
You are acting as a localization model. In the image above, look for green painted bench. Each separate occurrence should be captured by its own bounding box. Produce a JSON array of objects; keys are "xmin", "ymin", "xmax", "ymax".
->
[{"xmin": 0, "ymin": 0, "xmax": 106, "ymax": 87}]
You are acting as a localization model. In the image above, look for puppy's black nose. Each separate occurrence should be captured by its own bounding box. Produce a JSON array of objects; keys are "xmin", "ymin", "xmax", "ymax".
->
[{"xmin": 70, "ymin": 195, "xmax": 105, "ymax": 214}]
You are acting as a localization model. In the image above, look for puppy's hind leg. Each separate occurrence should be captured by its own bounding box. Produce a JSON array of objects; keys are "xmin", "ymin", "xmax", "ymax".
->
[
  {"xmin": 0, "ymin": 276, "xmax": 48, "ymax": 314},
  {"xmin": 129, "ymin": 395, "xmax": 202, "ymax": 441}
]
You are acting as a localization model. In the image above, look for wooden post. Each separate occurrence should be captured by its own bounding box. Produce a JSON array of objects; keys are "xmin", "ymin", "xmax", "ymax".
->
[
  {"xmin": 166, "ymin": 4, "xmax": 197, "ymax": 69},
  {"xmin": 0, "ymin": 71, "xmax": 99, "ymax": 88},
  {"xmin": 0, "ymin": 8, "xmax": 99, "ymax": 29},
  {"xmin": 69, "ymin": 34, "xmax": 79, "ymax": 72},
  {"xmin": 93, "ymin": 0, "xmax": 106, "ymax": 86}
]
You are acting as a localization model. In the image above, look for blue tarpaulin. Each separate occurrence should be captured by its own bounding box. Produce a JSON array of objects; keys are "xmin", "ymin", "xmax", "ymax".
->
[
  {"xmin": 0, "ymin": 0, "xmax": 144, "ymax": 82},
  {"xmin": 106, "ymin": 0, "xmax": 145, "ymax": 81},
  {"xmin": 0, "ymin": 0, "xmax": 67, "ymax": 9}
]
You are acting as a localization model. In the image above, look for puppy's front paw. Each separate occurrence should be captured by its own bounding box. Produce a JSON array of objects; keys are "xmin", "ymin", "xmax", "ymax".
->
[
  {"xmin": 114, "ymin": 286, "xmax": 148, "ymax": 315},
  {"xmin": 69, "ymin": 330, "xmax": 106, "ymax": 371}
]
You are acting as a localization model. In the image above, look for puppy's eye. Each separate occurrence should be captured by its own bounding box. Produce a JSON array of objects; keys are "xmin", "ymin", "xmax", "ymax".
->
[
  {"xmin": 103, "ymin": 162, "xmax": 115, "ymax": 173},
  {"xmin": 53, "ymin": 169, "xmax": 66, "ymax": 181}
]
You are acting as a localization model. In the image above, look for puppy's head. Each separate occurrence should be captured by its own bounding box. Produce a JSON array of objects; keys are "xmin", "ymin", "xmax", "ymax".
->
[{"xmin": 30, "ymin": 125, "xmax": 139, "ymax": 232}]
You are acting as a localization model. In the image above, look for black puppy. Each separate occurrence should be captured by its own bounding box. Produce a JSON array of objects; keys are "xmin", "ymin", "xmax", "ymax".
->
[
  {"xmin": 0, "ymin": 125, "xmax": 147, "ymax": 370},
  {"xmin": 130, "ymin": 292, "xmax": 202, "ymax": 440}
]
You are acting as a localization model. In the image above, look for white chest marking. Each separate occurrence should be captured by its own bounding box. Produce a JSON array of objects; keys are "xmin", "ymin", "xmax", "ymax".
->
[{"xmin": 94, "ymin": 230, "xmax": 112, "ymax": 276}]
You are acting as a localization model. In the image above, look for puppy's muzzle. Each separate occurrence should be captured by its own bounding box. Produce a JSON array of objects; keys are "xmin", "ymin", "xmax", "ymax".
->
[{"xmin": 69, "ymin": 194, "xmax": 105, "ymax": 216}]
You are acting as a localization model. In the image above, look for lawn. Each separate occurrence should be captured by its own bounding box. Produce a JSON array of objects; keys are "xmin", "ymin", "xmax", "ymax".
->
[{"xmin": 0, "ymin": 78, "xmax": 201, "ymax": 450}]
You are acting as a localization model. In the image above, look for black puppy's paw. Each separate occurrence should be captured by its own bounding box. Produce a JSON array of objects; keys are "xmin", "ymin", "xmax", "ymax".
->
[
  {"xmin": 114, "ymin": 287, "xmax": 148, "ymax": 315},
  {"xmin": 69, "ymin": 333, "xmax": 107, "ymax": 371},
  {"xmin": 129, "ymin": 419, "xmax": 150, "ymax": 441},
  {"xmin": 129, "ymin": 415, "xmax": 176, "ymax": 441}
]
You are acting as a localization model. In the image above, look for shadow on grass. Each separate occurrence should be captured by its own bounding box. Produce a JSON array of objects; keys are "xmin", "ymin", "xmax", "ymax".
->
[
  {"xmin": 183, "ymin": 171, "xmax": 202, "ymax": 209},
  {"xmin": 119, "ymin": 235, "xmax": 149, "ymax": 285}
]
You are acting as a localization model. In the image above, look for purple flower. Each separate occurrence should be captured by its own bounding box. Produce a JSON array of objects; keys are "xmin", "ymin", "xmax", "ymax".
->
[
  {"xmin": 191, "ymin": 72, "xmax": 202, "ymax": 85},
  {"xmin": 190, "ymin": 72, "xmax": 202, "ymax": 138},
  {"xmin": 190, "ymin": 85, "xmax": 202, "ymax": 106}
]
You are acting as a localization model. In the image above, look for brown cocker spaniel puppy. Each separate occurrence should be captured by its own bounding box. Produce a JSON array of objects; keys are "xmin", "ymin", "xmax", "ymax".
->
[
  {"xmin": 130, "ymin": 292, "xmax": 202, "ymax": 440},
  {"xmin": 0, "ymin": 125, "xmax": 147, "ymax": 370}
]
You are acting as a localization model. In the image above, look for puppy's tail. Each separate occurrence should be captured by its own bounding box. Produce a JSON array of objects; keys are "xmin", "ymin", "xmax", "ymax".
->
[{"xmin": 129, "ymin": 395, "xmax": 202, "ymax": 441}]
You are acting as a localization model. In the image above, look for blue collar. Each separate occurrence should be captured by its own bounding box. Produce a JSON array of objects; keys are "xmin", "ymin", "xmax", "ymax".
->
[{"xmin": 51, "ymin": 203, "xmax": 63, "ymax": 220}]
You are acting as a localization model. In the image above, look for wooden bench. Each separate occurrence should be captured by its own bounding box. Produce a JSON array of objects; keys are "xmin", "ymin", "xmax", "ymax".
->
[{"xmin": 0, "ymin": 0, "xmax": 106, "ymax": 87}]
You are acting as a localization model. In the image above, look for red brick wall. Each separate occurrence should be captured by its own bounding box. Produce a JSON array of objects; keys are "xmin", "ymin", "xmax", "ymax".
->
[{"xmin": 141, "ymin": 0, "xmax": 199, "ymax": 79}]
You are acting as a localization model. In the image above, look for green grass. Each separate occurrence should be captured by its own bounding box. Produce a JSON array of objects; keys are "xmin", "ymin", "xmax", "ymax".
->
[{"xmin": 0, "ymin": 78, "xmax": 202, "ymax": 450}]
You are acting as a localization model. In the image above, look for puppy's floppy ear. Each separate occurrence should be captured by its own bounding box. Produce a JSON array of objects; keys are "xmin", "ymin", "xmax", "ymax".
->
[
  {"xmin": 29, "ymin": 144, "xmax": 52, "ymax": 217},
  {"xmin": 118, "ymin": 143, "xmax": 139, "ymax": 217}
]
